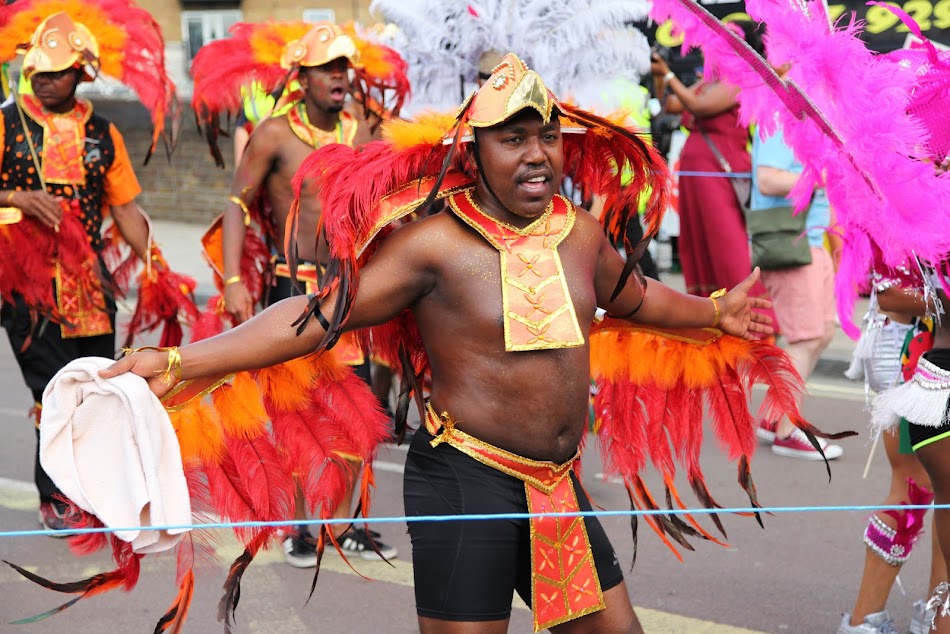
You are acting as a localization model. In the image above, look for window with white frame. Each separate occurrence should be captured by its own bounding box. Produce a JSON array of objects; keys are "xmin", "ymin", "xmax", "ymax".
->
[
  {"xmin": 182, "ymin": 10, "xmax": 242, "ymax": 65},
  {"xmin": 302, "ymin": 9, "xmax": 336, "ymax": 23}
]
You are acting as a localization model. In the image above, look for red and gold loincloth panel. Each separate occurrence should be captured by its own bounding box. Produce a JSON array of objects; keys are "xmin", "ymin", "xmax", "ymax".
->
[
  {"xmin": 424, "ymin": 404, "xmax": 605, "ymax": 631},
  {"xmin": 56, "ymin": 261, "xmax": 112, "ymax": 338},
  {"xmin": 272, "ymin": 259, "xmax": 364, "ymax": 366}
]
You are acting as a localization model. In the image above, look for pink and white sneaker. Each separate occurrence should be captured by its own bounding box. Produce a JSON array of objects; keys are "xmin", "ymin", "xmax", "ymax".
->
[{"xmin": 772, "ymin": 428, "xmax": 843, "ymax": 460}]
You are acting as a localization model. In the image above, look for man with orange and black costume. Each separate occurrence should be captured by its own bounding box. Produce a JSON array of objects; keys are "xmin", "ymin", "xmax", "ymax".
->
[{"xmin": 0, "ymin": 7, "xmax": 180, "ymax": 534}]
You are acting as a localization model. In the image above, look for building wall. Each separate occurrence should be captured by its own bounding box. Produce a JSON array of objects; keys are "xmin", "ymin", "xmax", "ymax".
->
[
  {"xmin": 96, "ymin": 100, "xmax": 235, "ymax": 225},
  {"xmin": 141, "ymin": 0, "xmax": 372, "ymax": 41},
  {"xmin": 137, "ymin": 0, "xmax": 373, "ymax": 97}
]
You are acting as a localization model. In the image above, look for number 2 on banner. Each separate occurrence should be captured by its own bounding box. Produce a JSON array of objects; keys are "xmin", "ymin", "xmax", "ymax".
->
[{"xmin": 898, "ymin": 0, "xmax": 932, "ymax": 30}]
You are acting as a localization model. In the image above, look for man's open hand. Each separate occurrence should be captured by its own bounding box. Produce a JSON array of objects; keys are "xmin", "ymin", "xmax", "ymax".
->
[{"xmin": 718, "ymin": 268, "xmax": 774, "ymax": 340}]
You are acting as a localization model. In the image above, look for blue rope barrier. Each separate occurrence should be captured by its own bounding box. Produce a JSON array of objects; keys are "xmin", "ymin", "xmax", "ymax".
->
[
  {"xmin": 3, "ymin": 503, "xmax": 946, "ymax": 539},
  {"xmin": 673, "ymin": 170, "xmax": 751, "ymax": 178}
]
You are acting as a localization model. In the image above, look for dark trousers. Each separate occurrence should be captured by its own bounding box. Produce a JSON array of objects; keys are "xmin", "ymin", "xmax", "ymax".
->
[{"xmin": 2, "ymin": 294, "xmax": 116, "ymax": 503}]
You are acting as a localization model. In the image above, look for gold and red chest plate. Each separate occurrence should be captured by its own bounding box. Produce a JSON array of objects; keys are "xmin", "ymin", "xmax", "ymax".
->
[
  {"xmin": 21, "ymin": 95, "xmax": 92, "ymax": 187},
  {"xmin": 447, "ymin": 188, "xmax": 584, "ymax": 352}
]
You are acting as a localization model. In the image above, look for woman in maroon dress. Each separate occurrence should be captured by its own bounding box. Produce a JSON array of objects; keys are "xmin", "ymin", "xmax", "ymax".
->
[{"xmin": 651, "ymin": 22, "xmax": 775, "ymax": 321}]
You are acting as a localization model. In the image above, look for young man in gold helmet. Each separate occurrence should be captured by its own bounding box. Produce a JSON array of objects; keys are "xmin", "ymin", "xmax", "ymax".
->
[
  {"xmin": 0, "ymin": 10, "xmax": 176, "ymax": 534},
  {"xmin": 208, "ymin": 21, "xmax": 397, "ymax": 566},
  {"xmin": 107, "ymin": 54, "xmax": 773, "ymax": 632}
]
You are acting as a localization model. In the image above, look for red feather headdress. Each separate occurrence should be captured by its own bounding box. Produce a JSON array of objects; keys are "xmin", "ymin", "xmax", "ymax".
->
[
  {"xmin": 291, "ymin": 52, "xmax": 668, "ymax": 358},
  {"xmin": 190, "ymin": 20, "xmax": 411, "ymax": 166},
  {"xmin": 285, "ymin": 52, "xmax": 669, "ymax": 436},
  {"xmin": 0, "ymin": 0, "xmax": 179, "ymax": 162}
]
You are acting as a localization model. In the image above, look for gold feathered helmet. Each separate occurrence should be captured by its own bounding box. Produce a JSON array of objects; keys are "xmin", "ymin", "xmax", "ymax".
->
[
  {"xmin": 18, "ymin": 12, "xmax": 100, "ymax": 82},
  {"xmin": 279, "ymin": 21, "xmax": 359, "ymax": 69}
]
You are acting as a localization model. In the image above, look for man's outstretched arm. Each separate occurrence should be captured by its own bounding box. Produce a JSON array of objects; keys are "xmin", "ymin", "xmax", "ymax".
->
[
  {"xmin": 101, "ymin": 219, "xmax": 436, "ymax": 394},
  {"xmin": 100, "ymin": 294, "xmax": 325, "ymax": 396},
  {"xmin": 593, "ymin": 229, "xmax": 772, "ymax": 339}
]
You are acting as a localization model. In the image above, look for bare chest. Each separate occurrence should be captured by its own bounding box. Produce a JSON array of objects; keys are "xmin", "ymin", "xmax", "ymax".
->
[{"xmin": 421, "ymin": 228, "xmax": 598, "ymax": 346}]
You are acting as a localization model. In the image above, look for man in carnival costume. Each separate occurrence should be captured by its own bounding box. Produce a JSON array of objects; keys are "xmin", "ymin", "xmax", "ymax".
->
[
  {"xmin": 189, "ymin": 20, "xmax": 410, "ymax": 567},
  {"xmin": 0, "ymin": 0, "xmax": 194, "ymax": 535},
  {"xmin": 100, "ymin": 53, "xmax": 844, "ymax": 633}
]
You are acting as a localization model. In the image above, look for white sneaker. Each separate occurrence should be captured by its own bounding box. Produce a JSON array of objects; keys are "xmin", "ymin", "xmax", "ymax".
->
[{"xmin": 836, "ymin": 611, "xmax": 898, "ymax": 634}]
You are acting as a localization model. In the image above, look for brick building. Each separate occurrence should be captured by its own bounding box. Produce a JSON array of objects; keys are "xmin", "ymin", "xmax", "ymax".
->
[{"xmin": 93, "ymin": 0, "xmax": 373, "ymax": 224}]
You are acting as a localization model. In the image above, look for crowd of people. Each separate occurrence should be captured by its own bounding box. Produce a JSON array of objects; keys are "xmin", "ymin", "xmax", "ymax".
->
[{"xmin": 3, "ymin": 0, "xmax": 950, "ymax": 633}]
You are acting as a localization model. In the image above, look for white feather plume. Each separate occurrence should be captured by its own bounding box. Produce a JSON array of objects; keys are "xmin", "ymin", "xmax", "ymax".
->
[{"xmin": 370, "ymin": 0, "xmax": 651, "ymax": 112}]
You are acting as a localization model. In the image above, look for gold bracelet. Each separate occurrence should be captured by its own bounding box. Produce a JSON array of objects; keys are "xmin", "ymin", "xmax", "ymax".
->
[
  {"xmin": 710, "ymin": 288, "xmax": 727, "ymax": 328},
  {"xmin": 223, "ymin": 274, "xmax": 242, "ymax": 286},
  {"xmin": 158, "ymin": 347, "xmax": 182, "ymax": 385},
  {"xmin": 122, "ymin": 346, "xmax": 182, "ymax": 385},
  {"xmin": 228, "ymin": 195, "xmax": 251, "ymax": 226}
]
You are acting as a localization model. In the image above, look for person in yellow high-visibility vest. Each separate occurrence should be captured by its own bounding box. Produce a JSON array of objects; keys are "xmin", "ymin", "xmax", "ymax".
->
[{"xmin": 232, "ymin": 79, "xmax": 297, "ymax": 166}]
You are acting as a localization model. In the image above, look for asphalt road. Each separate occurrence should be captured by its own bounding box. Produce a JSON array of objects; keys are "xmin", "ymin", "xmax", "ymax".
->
[{"xmin": 0, "ymin": 329, "xmax": 929, "ymax": 634}]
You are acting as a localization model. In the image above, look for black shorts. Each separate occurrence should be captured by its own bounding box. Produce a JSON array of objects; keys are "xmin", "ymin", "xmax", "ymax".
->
[
  {"xmin": 265, "ymin": 257, "xmax": 312, "ymax": 307},
  {"xmin": 403, "ymin": 426, "xmax": 624, "ymax": 622},
  {"xmin": 909, "ymin": 349, "xmax": 950, "ymax": 451},
  {"xmin": 267, "ymin": 258, "xmax": 370, "ymax": 381}
]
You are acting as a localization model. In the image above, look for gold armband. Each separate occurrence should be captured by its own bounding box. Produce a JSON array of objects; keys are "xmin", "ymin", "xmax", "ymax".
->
[
  {"xmin": 228, "ymin": 195, "xmax": 251, "ymax": 226},
  {"xmin": 223, "ymin": 275, "xmax": 242, "ymax": 286},
  {"xmin": 159, "ymin": 347, "xmax": 182, "ymax": 385},
  {"xmin": 710, "ymin": 288, "xmax": 727, "ymax": 328}
]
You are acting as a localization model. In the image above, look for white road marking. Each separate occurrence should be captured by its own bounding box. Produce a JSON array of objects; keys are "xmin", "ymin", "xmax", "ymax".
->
[{"xmin": 805, "ymin": 380, "xmax": 869, "ymax": 402}]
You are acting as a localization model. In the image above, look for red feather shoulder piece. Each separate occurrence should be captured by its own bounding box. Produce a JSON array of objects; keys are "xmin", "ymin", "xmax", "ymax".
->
[{"xmin": 590, "ymin": 319, "xmax": 855, "ymax": 561}]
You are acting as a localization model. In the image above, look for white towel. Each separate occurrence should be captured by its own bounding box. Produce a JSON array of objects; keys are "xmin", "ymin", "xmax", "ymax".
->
[{"xmin": 40, "ymin": 357, "xmax": 191, "ymax": 553}]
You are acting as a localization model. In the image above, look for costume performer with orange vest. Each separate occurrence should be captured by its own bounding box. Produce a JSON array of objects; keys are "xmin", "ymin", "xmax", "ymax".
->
[{"xmin": 0, "ymin": 0, "xmax": 194, "ymax": 535}]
